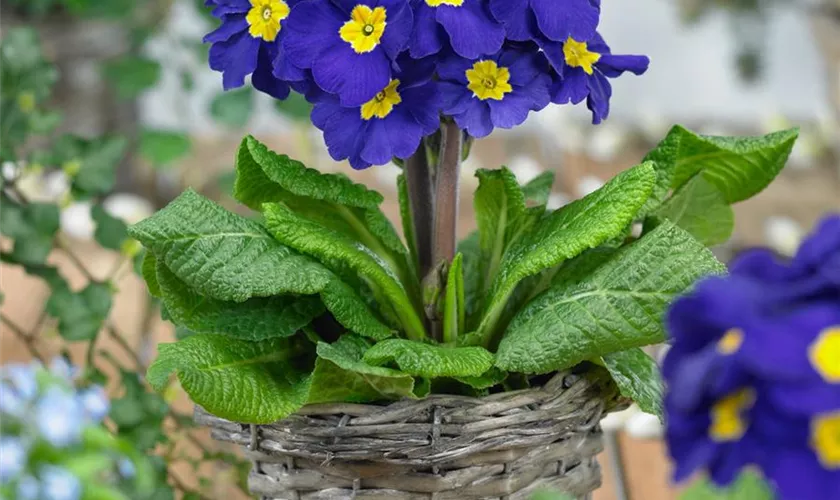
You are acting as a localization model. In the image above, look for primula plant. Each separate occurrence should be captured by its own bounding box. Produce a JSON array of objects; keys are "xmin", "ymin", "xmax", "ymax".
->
[{"xmin": 136, "ymin": 0, "xmax": 801, "ymax": 434}]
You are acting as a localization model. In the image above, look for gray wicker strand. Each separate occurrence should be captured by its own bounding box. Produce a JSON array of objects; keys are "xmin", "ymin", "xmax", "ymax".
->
[{"xmin": 199, "ymin": 371, "xmax": 619, "ymax": 500}]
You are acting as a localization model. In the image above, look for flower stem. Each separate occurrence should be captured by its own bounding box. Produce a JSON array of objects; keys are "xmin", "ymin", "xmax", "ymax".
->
[
  {"xmin": 430, "ymin": 121, "xmax": 463, "ymax": 342},
  {"xmin": 405, "ymin": 147, "xmax": 435, "ymax": 280}
]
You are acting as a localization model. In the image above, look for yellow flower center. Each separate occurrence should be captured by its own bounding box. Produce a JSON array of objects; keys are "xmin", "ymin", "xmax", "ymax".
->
[
  {"xmin": 425, "ymin": 0, "xmax": 464, "ymax": 6},
  {"xmin": 246, "ymin": 0, "xmax": 290, "ymax": 42},
  {"xmin": 812, "ymin": 411, "xmax": 840, "ymax": 469},
  {"xmin": 717, "ymin": 328, "xmax": 744, "ymax": 355},
  {"xmin": 809, "ymin": 326, "xmax": 840, "ymax": 383},
  {"xmin": 360, "ymin": 79, "xmax": 402, "ymax": 120},
  {"xmin": 563, "ymin": 37, "xmax": 601, "ymax": 75},
  {"xmin": 339, "ymin": 5, "xmax": 387, "ymax": 54},
  {"xmin": 709, "ymin": 388, "xmax": 755, "ymax": 442},
  {"xmin": 466, "ymin": 60, "xmax": 513, "ymax": 101}
]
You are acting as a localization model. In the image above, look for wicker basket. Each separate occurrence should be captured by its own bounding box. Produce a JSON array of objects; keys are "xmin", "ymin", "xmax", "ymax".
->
[{"xmin": 197, "ymin": 370, "xmax": 620, "ymax": 499}]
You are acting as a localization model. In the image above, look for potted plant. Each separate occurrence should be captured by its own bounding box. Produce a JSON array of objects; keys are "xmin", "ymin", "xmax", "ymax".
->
[{"xmin": 129, "ymin": 0, "xmax": 799, "ymax": 497}]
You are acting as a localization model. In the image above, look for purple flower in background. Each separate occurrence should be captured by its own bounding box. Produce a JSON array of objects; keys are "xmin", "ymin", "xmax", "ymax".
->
[
  {"xmin": 40, "ymin": 466, "xmax": 81, "ymax": 500},
  {"xmin": 204, "ymin": 0, "xmax": 301, "ymax": 99},
  {"xmin": 542, "ymin": 32, "xmax": 648, "ymax": 124},
  {"xmin": 0, "ymin": 437, "xmax": 27, "ymax": 482},
  {"xmin": 438, "ymin": 46, "xmax": 551, "ymax": 138},
  {"xmin": 664, "ymin": 214, "xmax": 840, "ymax": 499},
  {"xmin": 488, "ymin": 0, "xmax": 599, "ymax": 43},
  {"xmin": 35, "ymin": 387, "xmax": 84, "ymax": 447},
  {"xmin": 17, "ymin": 475, "xmax": 39, "ymax": 500},
  {"xmin": 79, "ymin": 386, "xmax": 110, "ymax": 423},
  {"xmin": 283, "ymin": 0, "xmax": 413, "ymax": 106},
  {"xmin": 409, "ymin": 0, "xmax": 504, "ymax": 59},
  {"xmin": 311, "ymin": 57, "xmax": 440, "ymax": 169}
]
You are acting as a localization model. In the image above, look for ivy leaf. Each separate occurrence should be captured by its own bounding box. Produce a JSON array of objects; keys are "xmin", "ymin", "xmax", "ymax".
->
[
  {"xmin": 102, "ymin": 57, "xmax": 161, "ymax": 99},
  {"xmin": 156, "ymin": 262, "xmax": 325, "ymax": 341},
  {"xmin": 46, "ymin": 282, "xmax": 113, "ymax": 341},
  {"xmin": 363, "ymin": 339, "xmax": 494, "ymax": 378},
  {"xmin": 443, "ymin": 253, "xmax": 465, "ymax": 344},
  {"xmin": 263, "ymin": 202, "xmax": 425, "ymax": 341},
  {"xmin": 653, "ymin": 175, "xmax": 734, "ymax": 247},
  {"xmin": 128, "ymin": 190, "xmax": 391, "ymax": 340},
  {"xmin": 139, "ymin": 129, "xmax": 191, "ymax": 167},
  {"xmin": 496, "ymin": 221, "xmax": 724, "ymax": 374},
  {"xmin": 602, "ymin": 348, "xmax": 664, "ymax": 420},
  {"xmin": 91, "ymin": 204, "xmax": 129, "ymax": 251},
  {"xmin": 210, "ymin": 88, "xmax": 253, "ymax": 128},
  {"xmin": 476, "ymin": 162, "xmax": 656, "ymax": 346},
  {"xmin": 521, "ymin": 171, "xmax": 555, "ymax": 206},
  {"xmin": 681, "ymin": 471, "xmax": 775, "ymax": 500},
  {"xmin": 71, "ymin": 136, "xmax": 128, "ymax": 197},
  {"xmin": 308, "ymin": 335, "xmax": 423, "ymax": 404},
  {"xmin": 643, "ymin": 126, "xmax": 798, "ymax": 212},
  {"xmin": 0, "ymin": 194, "xmax": 59, "ymax": 265},
  {"xmin": 147, "ymin": 335, "xmax": 311, "ymax": 424}
]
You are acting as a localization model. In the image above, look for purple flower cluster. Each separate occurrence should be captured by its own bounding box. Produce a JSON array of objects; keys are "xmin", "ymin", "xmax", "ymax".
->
[
  {"xmin": 663, "ymin": 215, "xmax": 840, "ymax": 499},
  {"xmin": 204, "ymin": 0, "xmax": 648, "ymax": 168}
]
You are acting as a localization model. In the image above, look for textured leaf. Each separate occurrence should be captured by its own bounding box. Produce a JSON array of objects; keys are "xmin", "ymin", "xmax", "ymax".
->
[
  {"xmin": 496, "ymin": 222, "xmax": 724, "ymax": 374},
  {"xmin": 455, "ymin": 367, "xmax": 507, "ymax": 390},
  {"xmin": 147, "ymin": 335, "xmax": 310, "ymax": 424},
  {"xmin": 457, "ymin": 231, "xmax": 482, "ymax": 330},
  {"xmin": 129, "ymin": 190, "xmax": 391, "ymax": 339},
  {"xmin": 653, "ymin": 176, "xmax": 734, "ymax": 246},
  {"xmin": 680, "ymin": 471, "xmax": 775, "ymax": 500},
  {"xmin": 156, "ymin": 262, "xmax": 324, "ymax": 341},
  {"xmin": 397, "ymin": 173, "xmax": 419, "ymax": 277},
  {"xmin": 308, "ymin": 335, "xmax": 422, "ymax": 403},
  {"xmin": 234, "ymin": 136, "xmax": 411, "ymax": 287},
  {"xmin": 91, "ymin": 204, "xmax": 129, "ymax": 251},
  {"xmin": 363, "ymin": 339, "xmax": 494, "ymax": 378},
  {"xmin": 443, "ymin": 253, "xmax": 465, "ymax": 344},
  {"xmin": 474, "ymin": 168, "xmax": 530, "ymax": 298},
  {"xmin": 140, "ymin": 251, "xmax": 161, "ymax": 298},
  {"xmin": 602, "ymin": 348, "xmax": 664, "ymax": 419},
  {"xmin": 644, "ymin": 126, "xmax": 797, "ymax": 209},
  {"xmin": 477, "ymin": 163, "xmax": 657, "ymax": 346},
  {"xmin": 263, "ymin": 203, "xmax": 425, "ymax": 340},
  {"xmin": 521, "ymin": 171, "xmax": 555, "ymax": 206}
]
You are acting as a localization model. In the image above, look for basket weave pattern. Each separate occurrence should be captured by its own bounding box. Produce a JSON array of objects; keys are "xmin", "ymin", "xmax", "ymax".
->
[{"xmin": 198, "ymin": 371, "xmax": 617, "ymax": 499}]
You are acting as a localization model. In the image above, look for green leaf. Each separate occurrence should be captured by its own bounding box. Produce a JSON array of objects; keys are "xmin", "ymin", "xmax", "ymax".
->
[
  {"xmin": 139, "ymin": 129, "xmax": 191, "ymax": 167},
  {"xmin": 521, "ymin": 171, "xmax": 555, "ymax": 206},
  {"xmin": 308, "ymin": 335, "xmax": 422, "ymax": 403},
  {"xmin": 46, "ymin": 282, "xmax": 113, "ymax": 341},
  {"xmin": 653, "ymin": 175, "xmax": 734, "ymax": 246},
  {"xmin": 141, "ymin": 251, "xmax": 161, "ymax": 298},
  {"xmin": 455, "ymin": 367, "xmax": 507, "ymax": 390},
  {"xmin": 72, "ymin": 137, "xmax": 128, "ymax": 197},
  {"xmin": 129, "ymin": 190, "xmax": 391, "ymax": 340},
  {"xmin": 273, "ymin": 92, "xmax": 312, "ymax": 122},
  {"xmin": 474, "ymin": 167, "xmax": 529, "ymax": 299},
  {"xmin": 263, "ymin": 202, "xmax": 425, "ymax": 341},
  {"xmin": 91, "ymin": 204, "xmax": 129, "ymax": 251},
  {"xmin": 477, "ymin": 162, "xmax": 657, "ymax": 346},
  {"xmin": 602, "ymin": 348, "xmax": 664, "ymax": 419},
  {"xmin": 147, "ymin": 335, "xmax": 311, "ymax": 424},
  {"xmin": 210, "ymin": 88, "xmax": 253, "ymax": 128},
  {"xmin": 643, "ymin": 126, "xmax": 798, "ymax": 210},
  {"xmin": 681, "ymin": 471, "xmax": 775, "ymax": 500},
  {"xmin": 156, "ymin": 262, "xmax": 325, "ymax": 341},
  {"xmin": 530, "ymin": 489, "xmax": 575, "ymax": 500},
  {"xmin": 443, "ymin": 253, "xmax": 465, "ymax": 344},
  {"xmin": 457, "ymin": 231, "xmax": 482, "ymax": 329},
  {"xmin": 397, "ymin": 173, "xmax": 419, "ymax": 277},
  {"xmin": 0, "ymin": 195, "xmax": 59, "ymax": 265},
  {"xmin": 363, "ymin": 339, "xmax": 494, "ymax": 378},
  {"xmin": 496, "ymin": 221, "xmax": 724, "ymax": 374},
  {"xmin": 103, "ymin": 57, "xmax": 161, "ymax": 99}
]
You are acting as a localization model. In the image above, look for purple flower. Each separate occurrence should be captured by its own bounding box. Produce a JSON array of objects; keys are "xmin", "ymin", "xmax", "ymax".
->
[
  {"xmin": 437, "ymin": 46, "xmax": 551, "ymax": 138},
  {"xmin": 205, "ymin": 0, "xmax": 302, "ymax": 99},
  {"xmin": 488, "ymin": 0, "xmax": 599, "ymax": 43},
  {"xmin": 663, "ymin": 215, "xmax": 840, "ymax": 499},
  {"xmin": 311, "ymin": 57, "xmax": 440, "ymax": 169},
  {"xmin": 409, "ymin": 0, "xmax": 504, "ymax": 59},
  {"xmin": 283, "ymin": 0, "xmax": 413, "ymax": 106},
  {"xmin": 542, "ymin": 32, "xmax": 648, "ymax": 124}
]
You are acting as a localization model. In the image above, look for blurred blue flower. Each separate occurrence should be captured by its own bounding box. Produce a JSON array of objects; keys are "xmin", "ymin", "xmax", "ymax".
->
[
  {"xmin": 117, "ymin": 458, "xmax": 136, "ymax": 479},
  {"xmin": 3, "ymin": 363, "xmax": 38, "ymax": 402},
  {"xmin": 35, "ymin": 387, "xmax": 84, "ymax": 447},
  {"xmin": 17, "ymin": 474, "xmax": 39, "ymax": 500},
  {"xmin": 0, "ymin": 380, "xmax": 25, "ymax": 417},
  {"xmin": 49, "ymin": 357, "xmax": 77, "ymax": 381},
  {"xmin": 79, "ymin": 386, "xmax": 110, "ymax": 423},
  {"xmin": 40, "ymin": 465, "xmax": 81, "ymax": 500},
  {"xmin": 663, "ymin": 214, "xmax": 840, "ymax": 500},
  {"xmin": 0, "ymin": 437, "xmax": 27, "ymax": 482}
]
